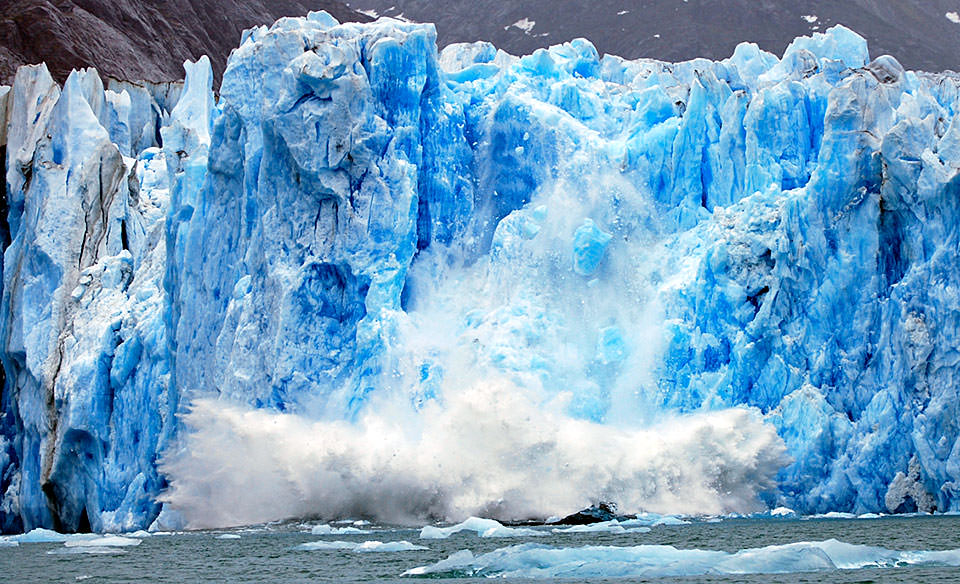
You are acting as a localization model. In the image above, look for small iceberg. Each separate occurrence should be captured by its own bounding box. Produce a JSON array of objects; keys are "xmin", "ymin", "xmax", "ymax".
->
[
  {"xmin": 769, "ymin": 507, "xmax": 797, "ymax": 517},
  {"xmin": 64, "ymin": 536, "xmax": 141, "ymax": 548},
  {"xmin": 296, "ymin": 540, "xmax": 426, "ymax": 552},
  {"xmin": 126, "ymin": 530, "xmax": 153, "ymax": 538},
  {"xmin": 310, "ymin": 524, "xmax": 368, "ymax": 535},
  {"xmin": 420, "ymin": 517, "xmax": 545, "ymax": 539},
  {"xmin": 552, "ymin": 520, "xmax": 651, "ymax": 534},
  {"xmin": 806, "ymin": 512, "xmax": 858, "ymax": 520},
  {"xmin": 47, "ymin": 547, "xmax": 128, "ymax": 556},
  {"xmin": 12, "ymin": 528, "xmax": 79, "ymax": 543},
  {"xmin": 403, "ymin": 539, "xmax": 960, "ymax": 578}
]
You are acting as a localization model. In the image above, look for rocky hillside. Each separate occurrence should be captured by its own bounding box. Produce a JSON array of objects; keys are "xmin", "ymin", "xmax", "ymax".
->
[
  {"xmin": 346, "ymin": 0, "xmax": 960, "ymax": 72},
  {"xmin": 0, "ymin": 0, "xmax": 370, "ymax": 84}
]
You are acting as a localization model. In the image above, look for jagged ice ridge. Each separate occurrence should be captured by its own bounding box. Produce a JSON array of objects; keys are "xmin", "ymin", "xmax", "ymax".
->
[{"xmin": 1, "ymin": 11, "xmax": 960, "ymax": 533}]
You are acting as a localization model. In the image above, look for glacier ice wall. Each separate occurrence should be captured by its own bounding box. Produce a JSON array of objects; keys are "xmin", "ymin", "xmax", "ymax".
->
[
  {"xmin": 0, "ymin": 64, "xmax": 178, "ymax": 533},
  {"xmin": 3, "ymin": 12, "xmax": 960, "ymax": 531}
]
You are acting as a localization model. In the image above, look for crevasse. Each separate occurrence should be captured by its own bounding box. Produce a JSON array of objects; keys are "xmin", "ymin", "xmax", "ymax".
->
[{"xmin": 1, "ymin": 12, "xmax": 959, "ymax": 532}]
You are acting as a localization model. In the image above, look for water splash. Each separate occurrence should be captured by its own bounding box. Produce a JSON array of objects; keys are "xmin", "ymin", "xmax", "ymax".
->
[{"xmin": 161, "ymin": 389, "xmax": 785, "ymax": 528}]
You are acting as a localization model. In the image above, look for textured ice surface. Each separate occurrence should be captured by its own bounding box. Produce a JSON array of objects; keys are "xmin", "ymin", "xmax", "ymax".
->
[
  {"xmin": 1, "ymin": 63, "xmax": 177, "ymax": 533},
  {"xmin": 18, "ymin": 528, "xmax": 100, "ymax": 543},
  {"xmin": 296, "ymin": 540, "xmax": 427, "ymax": 552},
  {"xmin": 3, "ymin": 11, "xmax": 960, "ymax": 532},
  {"xmin": 310, "ymin": 524, "xmax": 369, "ymax": 535},
  {"xmin": 63, "ymin": 535, "xmax": 140, "ymax": 547},
  {"xmin": 552, "ymin": 520, "xmax": 651, "ymax": 534},
  {"xmin": 420, "ymin": 517, "xmax": 544, "ymax": 539},
  {"xmin": 404, "ymin": 540, "xmax": 960, "ymax": 578}
]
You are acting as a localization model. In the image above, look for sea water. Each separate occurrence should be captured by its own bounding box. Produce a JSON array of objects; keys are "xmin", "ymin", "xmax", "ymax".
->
[{"xmin": 4, "ymin": 515, "xmax": 960, "ymax": 582}]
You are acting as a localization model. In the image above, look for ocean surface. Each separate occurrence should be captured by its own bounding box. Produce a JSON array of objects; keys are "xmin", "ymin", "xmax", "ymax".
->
[{"xmin": 4, "ymin": 515, "xmax": 960, "ymax": 583}]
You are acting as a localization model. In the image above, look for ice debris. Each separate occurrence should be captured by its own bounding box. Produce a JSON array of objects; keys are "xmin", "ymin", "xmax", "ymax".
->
[
  {"xmin": 404, "ymin": 540, "xmax": 960, "ymax": 578},
  {"xmin": 420, "ymin": 517, "xmax": 545, "ymax": 539},
  {"xmin": 296, "ymin": 540, "xmax": 427, "ymax": 552},
  {"xmin": 310, "ymin": 524, "xmax": 369, "ymax": 535},
  {"xmin": 552, "ymin": 520, "xmax": 651, "ymax": 534}
]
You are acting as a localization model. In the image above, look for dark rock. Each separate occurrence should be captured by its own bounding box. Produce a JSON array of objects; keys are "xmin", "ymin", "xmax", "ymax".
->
[
  {"xmin": 347, "ymin": 0, "xmax": 960, "ymax": 74},
  {"xmin": 0, "ymin": 0, "xmax": 372, "ymax": 86},
  {"xmin": 557, "ymin": 502, "xmax": 623, "ymax": 525}
]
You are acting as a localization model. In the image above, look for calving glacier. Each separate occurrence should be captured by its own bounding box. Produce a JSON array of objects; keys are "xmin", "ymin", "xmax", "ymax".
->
[{"xmin": 1, "ymin": 11, "xmax": 960, "ymax": 533}]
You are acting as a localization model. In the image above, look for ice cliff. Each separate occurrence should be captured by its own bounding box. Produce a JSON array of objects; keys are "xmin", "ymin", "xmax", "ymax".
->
[{"xmin": 2, "ymin": 12, "xmax": 960, "ymax": 532}]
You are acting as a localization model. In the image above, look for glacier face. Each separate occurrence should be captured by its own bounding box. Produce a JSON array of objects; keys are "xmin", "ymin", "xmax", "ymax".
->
[{"xmin": 2, "ymin": 12, "xmax": 960, "ymax": 532}]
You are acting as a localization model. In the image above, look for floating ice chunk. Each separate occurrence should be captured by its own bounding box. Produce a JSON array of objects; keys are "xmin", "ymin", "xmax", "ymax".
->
[
  {"xmin": 14, "ymin": 528, "xmax": 73, "ymax": 543},
  {"xmin": 216, "ymin": 534, "xmax": 241, "ymax": 539},
  {"xmin": 0, "ymin": 539, "xmax": 19, "ymax": 547},
  {"xmin": 126, "ymin": 530, "xmax": 152, "ymax": 538},
  {"xmin": 296, "ymin": 540, "xmax": 426, "ymax": 552},
  {"xmin": 48, "ymin": 547, "xmax": 127, "ymax": 555},
  {"xmin": 420, "ymin": 517, "xmax": 544, "ymax": 539},
  {"xmin": 298, "ymin": 540, "xmax": 355, "ymax": 551},
  {"xmin": 652, "ymin": 516, "xmax": 689, "ymax": 526},
  {"xmin": 947, "ymin": 12, "xmax": 960, "ymax": 24},
  {"xmin": 552, "ymin": 519, "xmax": 649, "ymax": 534},
  {"xmin": 508, "ymin": 18, "xmax": 536, "ymax": 34},
  {"xmin": 807, "ymin": 512, "xmax": 857, "ymax": 520},
  {"xmin": 8, "ymin": 529, "xmax": 105, "ymax": 544},
  {"xmin": 64, "ymin": 536, "xmax": 141, "ymax": 548},
  {"xmin": 770, "ymin": 507, "xmax": 797, "ymax": 517},
  {"xmin": 553, "ymin": 520, "xmax": 625, "ymax": 534},
  {"xmin": 311, "ymin": 524, "xmax": 368, "ymax": 535},
  {"xmin": 405, "ymin": 540, "xmax": 960, "ymax": 578},
  {"xmin": 354, "ymin": 541, "xmax": 428, "ymax": 552},
  {"xmin": 625, "ymin": 513, "xmax": 690, "ymax": 526}
]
